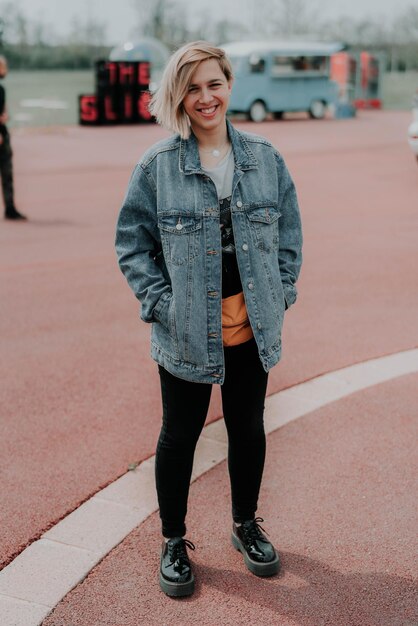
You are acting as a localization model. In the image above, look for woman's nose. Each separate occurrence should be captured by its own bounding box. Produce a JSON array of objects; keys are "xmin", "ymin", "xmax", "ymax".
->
[{"xmin": 199, "ymin": 88, "xmax": 212, "ymax": 103}]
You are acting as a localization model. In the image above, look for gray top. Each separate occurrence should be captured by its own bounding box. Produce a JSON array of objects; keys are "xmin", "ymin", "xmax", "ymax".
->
[{"xmin": 201, "ymin": 146, "xmax": 234, "ymax": 200}]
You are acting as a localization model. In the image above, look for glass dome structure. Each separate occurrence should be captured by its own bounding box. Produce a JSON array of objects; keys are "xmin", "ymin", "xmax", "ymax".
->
[{"xmin": 109, "ymin": 37, "xmax": 170, "ymax": 87}]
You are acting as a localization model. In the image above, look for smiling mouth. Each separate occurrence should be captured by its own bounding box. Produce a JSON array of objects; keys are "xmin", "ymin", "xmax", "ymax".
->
[{"xmin": 198, "ymin": 105, "xmax": 218, "ymax": 115}]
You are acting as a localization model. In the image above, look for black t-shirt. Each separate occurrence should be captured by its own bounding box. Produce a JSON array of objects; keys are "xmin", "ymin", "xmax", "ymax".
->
[{"xmin": 219, "ymin": 195, "xmax": 243, "ymax": 298}]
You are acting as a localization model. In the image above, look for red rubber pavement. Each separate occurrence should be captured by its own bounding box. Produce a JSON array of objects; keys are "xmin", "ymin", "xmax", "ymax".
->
[
  {"xmin": 1, "ymin": 112, "xmax": 417, "ymax": 570},
  {"xmin": 42, "ymin": 374, "xmax": 418, "ymax": 626}
]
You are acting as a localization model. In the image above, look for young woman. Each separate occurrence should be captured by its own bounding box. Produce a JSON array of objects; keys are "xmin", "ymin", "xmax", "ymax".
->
[{"xmin": 115, "ymin": 41, "xmax": 303, "ymax": 597}]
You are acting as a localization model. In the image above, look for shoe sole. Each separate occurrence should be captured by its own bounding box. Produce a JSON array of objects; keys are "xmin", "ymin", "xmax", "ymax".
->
[
  {"xmin": 231, "ymin": 531, "xmax": 280, "ymax": 577},
  {"xmin": 159, "ymin": 568, "xmax": 195, "ymax": 597}
]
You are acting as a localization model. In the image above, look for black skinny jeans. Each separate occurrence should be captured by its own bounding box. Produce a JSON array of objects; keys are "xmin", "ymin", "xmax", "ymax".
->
[{"xmin": 155, "ymin": 336, "xmax": 269, "ymax": 538}]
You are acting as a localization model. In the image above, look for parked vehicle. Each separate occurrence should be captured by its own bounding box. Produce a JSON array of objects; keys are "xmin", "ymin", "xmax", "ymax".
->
[
  {"xmin": 220, "ymin": 40, "xmax": 345, "ymax": 122},
  {"xmin": 330, "ymin": 50, "xmax": 385, "ymax": 117},
  {"xmin": 352, "ymin": 52, "xmax": 384, "ymax": 110},
  {"xmin": 408, "ymin": 90, "xmax": 418, "ymax": 163}
]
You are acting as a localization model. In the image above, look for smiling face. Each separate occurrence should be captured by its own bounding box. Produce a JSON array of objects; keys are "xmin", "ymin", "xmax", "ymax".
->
[{"xmin": 182, "ymin": 58, "xmax": 232, "ymax": 138}]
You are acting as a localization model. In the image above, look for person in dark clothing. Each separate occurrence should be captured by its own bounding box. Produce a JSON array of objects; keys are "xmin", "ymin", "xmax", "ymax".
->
[{"xmin": 0, "ymin": 56, "xmax": 27, "ymax": 220}]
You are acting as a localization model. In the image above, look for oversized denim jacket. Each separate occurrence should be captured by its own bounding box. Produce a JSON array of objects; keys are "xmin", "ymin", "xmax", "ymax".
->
[{"xmin": 115, "ymin": 119, "xmax": 303, "ymax": 384}]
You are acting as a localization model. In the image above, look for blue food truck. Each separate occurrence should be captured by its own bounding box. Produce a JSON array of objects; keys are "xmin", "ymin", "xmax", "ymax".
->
[{"xmin": 220, "ymin": 40, "xmax": 345, "ymax": 121}]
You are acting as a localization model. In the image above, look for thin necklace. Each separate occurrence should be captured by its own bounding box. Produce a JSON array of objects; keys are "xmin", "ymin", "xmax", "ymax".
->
[{"xmin": 199, "ymin": 138, "xmax": 229, "ymax": 158}]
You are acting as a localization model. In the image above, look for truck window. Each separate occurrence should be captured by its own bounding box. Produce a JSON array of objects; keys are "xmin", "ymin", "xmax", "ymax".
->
[
  {"xmin": 271, "ymin": 56, "xmax": 294, "ymax": 75},
  {"xmin": 271, "ymin": 55, "xmax": 327, "ymax": 76},
  {"xmin": 249, "ymin": 54, "xmax": 265, "ymax": 73}
]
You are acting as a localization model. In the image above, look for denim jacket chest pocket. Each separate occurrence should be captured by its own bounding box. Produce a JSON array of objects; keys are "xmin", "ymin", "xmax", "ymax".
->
[
  {"xmin": 244, "ymin": 202, "xmax": 281, "ymax": 252},
  {"xmin": 158, "ymin": 212, "xmax": 202, "ymax": 266}
]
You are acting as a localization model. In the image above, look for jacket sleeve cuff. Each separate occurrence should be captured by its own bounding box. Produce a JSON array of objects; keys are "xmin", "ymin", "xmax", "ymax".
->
[{"xmin": 283, "ymin": 284, "xmax": 297, "ymax": 309}]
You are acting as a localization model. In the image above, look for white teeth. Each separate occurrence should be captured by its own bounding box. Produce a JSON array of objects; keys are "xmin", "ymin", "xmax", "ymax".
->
[{"xmin": 200, "ymin": 106, "xmax": 216, "ymax": 114}]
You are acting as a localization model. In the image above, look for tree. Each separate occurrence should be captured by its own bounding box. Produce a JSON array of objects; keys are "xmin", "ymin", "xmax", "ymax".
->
[
  {"xmin": 245, "ymin": 0, "xmax": 321, "ymax": 38},
  {"xmin": 131, "ymin": 0, "xmax": 177, "ymax": 42}
]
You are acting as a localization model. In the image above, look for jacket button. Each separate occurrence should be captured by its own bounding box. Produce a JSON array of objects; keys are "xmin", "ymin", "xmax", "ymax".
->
[
  {"xmin": 248, "ymin": 282, "xmax": 254, "ymax": 290},
  {"xmin": 176, "ymin": 223, "xmax": 183, "ymax": 231},
  {"xmin": 236, "ymin": 200, "xmax": 243, "ymax": 208},
  {"xmin": 257, "ymin": 322, "xmax": 262, "ymax": 330},
  {"xmin": 242, "ymin": 243, "xmax": 248, "ymax": 251}
]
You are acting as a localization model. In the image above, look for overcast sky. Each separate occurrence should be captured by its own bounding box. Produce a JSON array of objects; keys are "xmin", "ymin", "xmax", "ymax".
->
[{"xmin": 13, "ymin": 0, "xmax": 416, "ymax": 45}]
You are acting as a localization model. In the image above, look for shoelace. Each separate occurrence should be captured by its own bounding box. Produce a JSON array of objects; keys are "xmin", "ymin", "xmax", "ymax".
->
[
  {"xmin": 168, "ymin": 538, "xmax": 196, "ymax": 566},
  {"xmin": 241, "ymin": 517, "xmax": 270, "ymax": 543}
]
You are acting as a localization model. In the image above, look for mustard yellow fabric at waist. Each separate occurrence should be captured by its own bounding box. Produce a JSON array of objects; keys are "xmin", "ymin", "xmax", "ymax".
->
[{"xmin": 222, "ymin": 291, "xmax": 254, "ymax": 347}]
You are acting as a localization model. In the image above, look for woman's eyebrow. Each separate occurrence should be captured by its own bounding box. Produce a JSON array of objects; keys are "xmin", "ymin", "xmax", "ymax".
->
[{"xmin": 188, "ymin": 78, "xmax": 223, "ymax": 87}]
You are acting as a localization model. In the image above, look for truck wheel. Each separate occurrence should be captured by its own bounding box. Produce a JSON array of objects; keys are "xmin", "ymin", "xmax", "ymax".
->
[
  {"xmin": 309, "ymin": 100, "xmax": 326, "ymax": 119},
  {"xmin": 249, "ymin": 101, "xmax": 267, "ymax": 122}
]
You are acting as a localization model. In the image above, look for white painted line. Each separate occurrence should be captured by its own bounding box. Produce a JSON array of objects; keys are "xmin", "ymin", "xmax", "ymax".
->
[
  {"xmin": 1, "ymin": 348, "xmax": 417, "ymax": 626},
  {"xmin": 20, "ymin": 99, "xmax": 68, "ymax": 110}
]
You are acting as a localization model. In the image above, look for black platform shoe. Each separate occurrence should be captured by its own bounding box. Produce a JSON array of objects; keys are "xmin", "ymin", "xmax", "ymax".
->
[
  {"xmin": 159, "ymin": 537, "xmax": 195, "ymax": 597},
  {"xmin": 231, "ymin": 517, "xmax": 280, "ymax": 577}
]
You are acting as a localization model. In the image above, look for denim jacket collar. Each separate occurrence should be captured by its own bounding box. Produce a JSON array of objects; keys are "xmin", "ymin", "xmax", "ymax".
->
[{"xmin": 179, "ymin": 118, "xmax": 258, "ymax": 175}]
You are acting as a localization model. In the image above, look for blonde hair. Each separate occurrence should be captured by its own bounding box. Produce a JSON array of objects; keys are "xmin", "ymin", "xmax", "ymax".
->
[{"xmin": 149, "ymin": 41, "xmax": 233, "ymax": 140}]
